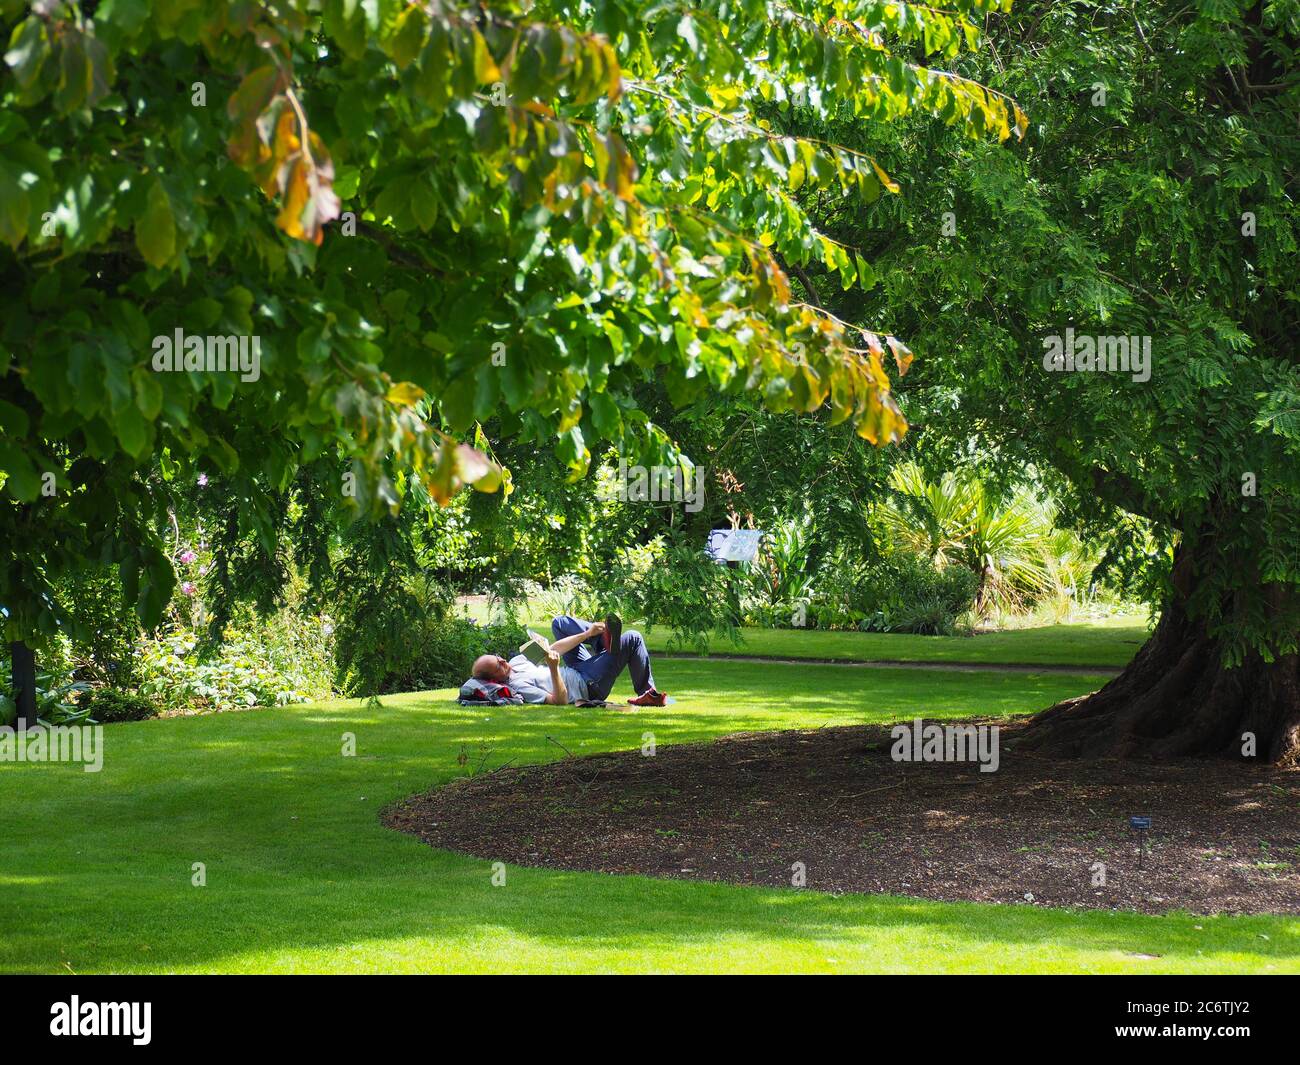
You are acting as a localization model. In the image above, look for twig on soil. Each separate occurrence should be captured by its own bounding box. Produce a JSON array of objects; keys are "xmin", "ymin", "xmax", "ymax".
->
[
  {"xmin": 546, "ymin": 735, "xmax": 576, "ymax": 759},
  {"xmin": 831, "ymin": 782, "xmax": 905, "ymax": 805}
]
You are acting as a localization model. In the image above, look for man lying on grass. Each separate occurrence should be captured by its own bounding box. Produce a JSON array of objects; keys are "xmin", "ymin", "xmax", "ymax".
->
[{"xmin": 463, "ymin": 615, "xmax": 669, "ymax": 707}]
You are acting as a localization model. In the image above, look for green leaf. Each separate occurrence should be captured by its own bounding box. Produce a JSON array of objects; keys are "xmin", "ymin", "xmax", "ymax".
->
[
  {"xmin": 389, "ymin": 6, "xmax": 427, "ymax": 68},
  {"xmin": 410, "ymin": 179, "xmax": 440, "ymax": 231},
  {"xmin": 133, "ymin": 368, "xmax": 163, "ymax": 420},
  {"xmin": 0, "ymin": 399, "xmax": 29, "ymax": 437},
  {"xmin": 55, "ymin": 30, "xmax": 92, "ymax": 113},
  {"xmin": 0, "ymin": 446, "xmax": 39, "ymax": 501},
  {"xmin": 588, "ymin": 391, "xmax": 621, "ymax": 436},
  {"xmin": 135, "ymin": 176, "xmax": 176, "ymax": 268},
  {"xmin": 4, "ymin": 17, "xmax": 47, "ymax": 89},
  {"xmin": 855, "ymin": 252, "xmax": 876, "ymax": 290},
  {"xmin": 113, "ymin": 406, "xmax": 149, "ymax": 459},
  {"xmin": 0, "ymin": 160, "xmax": 29, "ymax": 248},
  {"xmin": 440, "ymin": 374, "xmax": 477, "ymax": 433},
  {"xmin": 677, "ymin": 15, "xmax": 699, "ymax": 52}
]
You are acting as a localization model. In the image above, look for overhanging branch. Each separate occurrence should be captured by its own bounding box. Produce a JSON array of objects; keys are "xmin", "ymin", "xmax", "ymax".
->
[{"xmin": 1043, "ymin": 442, "xmax": 1179, "ymax": 531}]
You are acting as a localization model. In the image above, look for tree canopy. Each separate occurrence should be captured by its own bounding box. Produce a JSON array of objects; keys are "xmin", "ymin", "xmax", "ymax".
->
[
  {"xmin": 787, "ymin": 0, "xmax": 1300, "ymax": 758},
  {"xmin": 1, "ymin": 0, "xmax": 1019, "ymax": 645}
]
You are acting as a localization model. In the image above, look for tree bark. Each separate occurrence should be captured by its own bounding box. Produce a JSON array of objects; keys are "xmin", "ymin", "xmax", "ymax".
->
[
  {"xmin": 1018, "ymin": 547, "xmax": 1300, "ymax": 766},
  {"xmin": 9, "ymin": 640, "xmax": 38, "ymax": 731}
]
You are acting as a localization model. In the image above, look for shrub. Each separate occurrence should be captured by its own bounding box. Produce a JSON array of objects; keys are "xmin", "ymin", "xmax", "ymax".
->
[
  {"xmin": 745, "ymin": 516, "xmax": 816, "ymax": 610},
  {"xmin": 137, "ymin": 622, "xmax": 330, "ymax": 713},
  {"xmin": 807, "ymin": 553, "xmax": 979, "ymax": 634},
  {"xmin": 889, "ymin": 592, "xmax": 963, "ymax": 636},
  {"xmin": 1, "ymin": 656, "xmax": 95, "ymax": 725},
  {"xmin": 532, "ymin": 537, "xmax": 670, "ymax": 623},
  {"xmin": 883, "ymin": 556, "xmax": 980, "ymax": 634},
  {"xmin": 248, "ymin": 606, "xmax": 336, "ymax": 699},
  {"xmin": 59, "ymin": 569, "xmax": 141, "ymax": 687},
  {"xmin": 406, "ymin": 615, "xmax": 528, "ymax": 692},
  {"xmin": 530, "ymin": 574, "xmax": 605, "ymax": 622},
  {"xmin": 333, "ymin": 571, "xmax": 527, "ymax": 696},
  {"xmin": 613, "ymin": 542, "xmax": 743, "ymax": 652},
  {"xmin": 532, "ymin": 539, "xmax": 740, "ymax": 654},
  {"xmin": 347, "ymin": 612, "xmax": 527, "ymax": 696},
  {"xmin": 82, "ymin": 689, "xmax": 158, "ymax": 724}
]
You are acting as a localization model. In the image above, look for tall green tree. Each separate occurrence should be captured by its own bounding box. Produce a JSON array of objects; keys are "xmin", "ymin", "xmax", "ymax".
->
[{"xmin": 803, "ymin": 0, "xmax": 1300, "ymax": 761}]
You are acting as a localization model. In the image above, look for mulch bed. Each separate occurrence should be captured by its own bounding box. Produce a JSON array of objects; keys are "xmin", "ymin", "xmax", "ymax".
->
[{"xmin": 383, "ymin": 719, "xmax": 1300, "ymax": 915}]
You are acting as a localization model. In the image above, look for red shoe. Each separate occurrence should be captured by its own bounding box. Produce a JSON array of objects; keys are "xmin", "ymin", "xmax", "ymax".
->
[{"xmin": 628, "ymin": 687, "xmax": 667, "ymax": 707}]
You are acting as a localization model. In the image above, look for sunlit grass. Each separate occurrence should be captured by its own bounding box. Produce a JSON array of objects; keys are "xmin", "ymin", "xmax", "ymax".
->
[
  {"xmin": 465, "ymin": 601, "xmax": 1150, "ymax": 668},
  {"xmin": 0, "ymin": 656, "xmax": 1293, "ymax": 974}
]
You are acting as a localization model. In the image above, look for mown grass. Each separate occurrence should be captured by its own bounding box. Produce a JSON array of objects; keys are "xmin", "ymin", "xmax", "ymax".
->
[
  {"xmin": 643, "ymin": 614, "xmax": 1150, "ymax": 668},
  {"xmin": 476, "ymin": 604, "xmax": 1151, "ymax": 668},
  {"xmin": 1, "ymin": 655, "xmax": 1294, "ymax": 974}
]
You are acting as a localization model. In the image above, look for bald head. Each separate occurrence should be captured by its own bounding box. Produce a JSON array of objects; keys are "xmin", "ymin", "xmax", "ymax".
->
[{"xmin": 472, "ymin": 654, "xmax": 510, "ymax": 682}]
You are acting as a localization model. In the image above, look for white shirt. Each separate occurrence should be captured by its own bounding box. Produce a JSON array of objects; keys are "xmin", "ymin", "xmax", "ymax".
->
[{"xmin": 506, "ymin": 655, "xmax": 589, "ymax": 703}]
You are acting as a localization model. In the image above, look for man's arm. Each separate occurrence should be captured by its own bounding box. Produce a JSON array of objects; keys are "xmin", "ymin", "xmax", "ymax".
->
[
  {"xmin": 545, "ymin": 651, "xmax": 568, "ymax": 705},
  {"xmin": 548, "ymin": 621, "xmax": 604, "ymax": 658}
]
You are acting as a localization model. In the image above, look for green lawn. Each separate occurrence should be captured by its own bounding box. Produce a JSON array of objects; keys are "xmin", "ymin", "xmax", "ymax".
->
[
  {"xmin": 1, "ymin": 657, "xmax": 1294, "ymax": 974},
  {"xmin": 644, "ymin": 613, "xmax": 1151, "ymax": 668},
  {"xmin": 482, "ymin": 605, "xmax": 1152, "ymax": 669}
]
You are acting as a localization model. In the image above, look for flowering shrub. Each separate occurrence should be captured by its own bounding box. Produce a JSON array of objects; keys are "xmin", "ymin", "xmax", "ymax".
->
[{"xmin": 136, "ymin": 615, "xmax": 335, "ymax": 713}]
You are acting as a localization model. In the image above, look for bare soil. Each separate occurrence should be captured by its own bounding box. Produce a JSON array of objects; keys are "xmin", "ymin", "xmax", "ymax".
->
[{"xmin": 384, "ymin": 719, "xmax": 1300, "ymax": 915}]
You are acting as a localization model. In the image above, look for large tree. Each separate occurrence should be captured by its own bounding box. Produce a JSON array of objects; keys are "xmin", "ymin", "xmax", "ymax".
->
[
  {"xmin": 801, "ymin": 0, "xmax": 1300, "ymax": 762},
  {"xmin": 0, "ymin": 0, "xmax": 1018, "ymax": 722}
]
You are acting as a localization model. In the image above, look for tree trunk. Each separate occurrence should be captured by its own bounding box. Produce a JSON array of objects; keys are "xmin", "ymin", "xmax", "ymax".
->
[
  {"xmin": 9, "ymin": 640, "xmax": 38, "ymax": 731},
  {"xmin": 1019, "ymin": 548, "xmax": 1300, "ymax": 766}
]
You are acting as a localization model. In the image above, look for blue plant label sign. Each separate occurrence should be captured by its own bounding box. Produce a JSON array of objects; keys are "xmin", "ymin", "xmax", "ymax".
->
[{"xmin": 1129, "ymin": 816, "xmax": 1152, "ymax": 830}]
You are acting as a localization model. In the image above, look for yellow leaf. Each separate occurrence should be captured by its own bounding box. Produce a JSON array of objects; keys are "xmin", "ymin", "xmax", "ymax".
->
[
  {"xmin": 886, "ymin": 335, "xmax": 914, "ymax": 376},
  {"xmin": 871, "ymin": 159, "xmax": 899, "ymax": 194},
  {"xmin": 386, "ymin": 381, "xmax": 425, "ymax": 407},
  {"xmin": 1013, "ymin": 103, "xmax": 1029, "ymax": 140},
  {"xmin": 275, "ymin": 159, "xmax": 310, "ymax": 241}
]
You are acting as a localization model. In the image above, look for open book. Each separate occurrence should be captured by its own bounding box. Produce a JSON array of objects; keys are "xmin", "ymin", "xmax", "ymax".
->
[{"xmin": 518, "ymin": 630, "xmax": 552, "ymax": 665}]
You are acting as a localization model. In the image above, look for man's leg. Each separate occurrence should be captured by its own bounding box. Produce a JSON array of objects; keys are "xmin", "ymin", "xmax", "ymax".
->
[
  {"xmin": 579, "ymin": 629, "xmax": 656, "ymax": 702},
  {"xmin": 550, "ymin": 615, "xmax": 594, "ymax": 667},
  {"xmin": 620, "ymin": 629, "xmax": 656, "ymax": 696}
]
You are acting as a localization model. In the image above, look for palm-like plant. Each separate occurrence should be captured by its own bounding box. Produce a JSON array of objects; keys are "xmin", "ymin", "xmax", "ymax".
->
[
  {"xmin": 748, "ymin": 515, "xmax": 816, "ymax": 609},
  {"xmin": 877, "ymin": 464, "xmax": 980, "ymax": 568},
  {"xmin": 965, "ymin": 489, "xmax": 1055, "ymax": 615},
  {"xmin": 879, "ymin": 463, "xmax": 1068, "ymax": 618}
]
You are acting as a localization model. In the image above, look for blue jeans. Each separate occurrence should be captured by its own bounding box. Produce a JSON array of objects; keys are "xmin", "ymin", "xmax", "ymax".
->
[{"xmin": 550, "ymin": 616, "xmax": 656, "ymax": 702}]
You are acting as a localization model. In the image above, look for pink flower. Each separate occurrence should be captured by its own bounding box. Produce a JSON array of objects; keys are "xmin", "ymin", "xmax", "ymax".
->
[
  {"xmin": 197, "ymin": 474, "xmax": 209, "ymax": 487},
  {"xmin": 181, "ymin": 582, "xmax": 196, "ymax": 597},
  {"xmin": 179, "ymin": 549, "xmax": 197, "ymax": 564}
]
